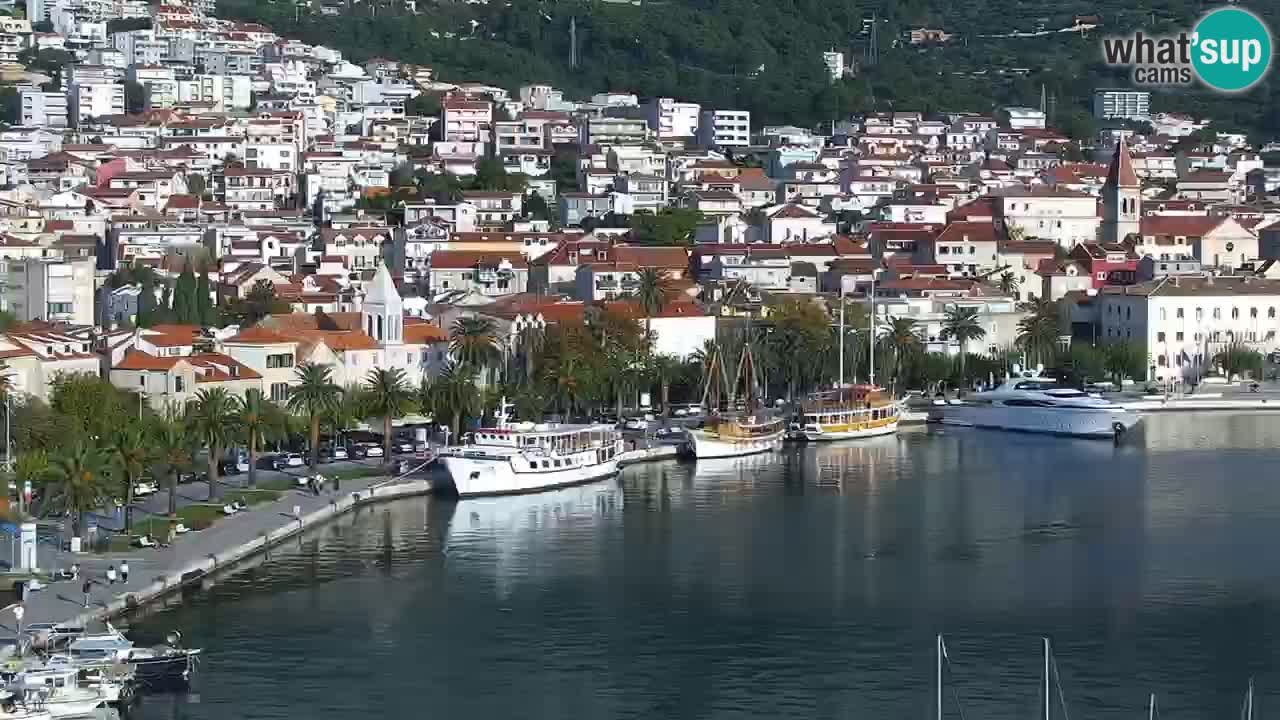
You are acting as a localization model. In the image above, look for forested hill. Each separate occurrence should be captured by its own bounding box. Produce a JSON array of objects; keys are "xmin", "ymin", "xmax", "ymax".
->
[{"xmin": 222, "ymin": 0, "xmax": 1280, "ymax": 138}]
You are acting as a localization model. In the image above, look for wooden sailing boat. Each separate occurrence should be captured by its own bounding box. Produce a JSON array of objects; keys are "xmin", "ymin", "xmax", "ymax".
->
[
  {"xmin": 687, "ymin": 341, "xmax": 784, "ymax": 459},
  {"xmin": 791, "ymin": 294, "xmax": 900, "ymax": 442}
]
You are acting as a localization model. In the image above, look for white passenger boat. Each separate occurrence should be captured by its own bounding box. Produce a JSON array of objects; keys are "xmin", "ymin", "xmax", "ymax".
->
[
  {"xmin": 798, "ymin": 385, "xmax": 900, "ymax": 442},
  {"xmin": 440, "ymin": 402, "xmax": 623, "ymax": 497},
  {"xmin": 933, "ymin": 367, "xmax": 1141, "ymax": 439}
]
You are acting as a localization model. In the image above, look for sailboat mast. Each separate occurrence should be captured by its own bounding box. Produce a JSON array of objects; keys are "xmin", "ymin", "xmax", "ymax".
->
[
  {"xmin": 1043, "ymin": 637, "xmax": 1051, "ymax": 720},
  {"xmin": 1247, "ymin": 677, "xmax": 1255, "ymax": 720},
  {"xmin": 936, "ymin": 634, "xmax": 944, "ymax": 720},
  {"xmin": 1148, "ymin": 693, "xmax": 1156, "ymax": 720},
  {"xmin": 838, "ymin": 293, "xmax": 845, "ymax": 387}
]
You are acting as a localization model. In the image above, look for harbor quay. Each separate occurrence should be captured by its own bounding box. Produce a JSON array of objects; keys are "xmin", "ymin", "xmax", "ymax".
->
[{"xmin": 0, "ymin": 473, "xmax": 433, "ymax": 655}]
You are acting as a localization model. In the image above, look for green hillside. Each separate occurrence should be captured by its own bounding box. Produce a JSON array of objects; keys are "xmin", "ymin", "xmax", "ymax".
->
[{"xmin": 225, "ymin": 0, "xmax": 1280, "ymax": 137}]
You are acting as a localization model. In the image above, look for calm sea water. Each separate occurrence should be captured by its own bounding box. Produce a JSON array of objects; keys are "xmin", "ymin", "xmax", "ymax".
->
[{"xmin": 129, "ymin": 413, "xmax": 1280, "ymax": 720}]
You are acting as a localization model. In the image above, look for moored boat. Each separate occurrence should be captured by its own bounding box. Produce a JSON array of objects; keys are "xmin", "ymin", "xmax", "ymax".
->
[
  {"xmin": 798, "ymin": 385, "xmax": 900, "ymax": 442},
  {"xmin": 440, "ymin": 401, "xmax": 623, "ymax": 497},
  {"xmin": 931, "ymin": 367, "xmax": 1141, "ymax": 439},
  {"xmin": 687, "ymin": 341, "xmax": 784, "ymax": 458}
]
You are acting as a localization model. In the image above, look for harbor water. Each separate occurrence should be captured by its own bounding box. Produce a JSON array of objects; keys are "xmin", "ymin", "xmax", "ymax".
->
[{"xmin": 129, "ymin": 413, "xmax": 1280, "ymax": 719}]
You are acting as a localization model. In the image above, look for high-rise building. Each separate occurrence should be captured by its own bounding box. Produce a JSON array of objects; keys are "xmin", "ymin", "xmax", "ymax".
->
[{"xmin": 1092, "ymin": 89, "xmax": 1151, "ymax": 121}]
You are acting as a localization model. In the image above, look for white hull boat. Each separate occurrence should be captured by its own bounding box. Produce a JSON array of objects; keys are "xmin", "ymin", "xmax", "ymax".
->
[
  {"xmin": 687, "ymin": 423, "xmax": 784, "ymax": 458},
  {"xmin": 440, "ymin": 404, "xmax": 623, "ymax": 497},
  {"xmin": 933, "ymin": 368, "xmax": 1141, "ymax": 439}
]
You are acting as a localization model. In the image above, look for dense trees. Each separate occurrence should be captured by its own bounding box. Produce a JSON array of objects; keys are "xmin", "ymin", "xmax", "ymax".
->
[{"xmin": 217, "ymin": 0, "xmax": 1280, "ymax": 136}]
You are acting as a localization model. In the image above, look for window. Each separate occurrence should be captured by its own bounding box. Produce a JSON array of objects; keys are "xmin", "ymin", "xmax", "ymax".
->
[
  {"xmin": 1232, "ymin": 308, "xmax": 1240, "ymax": 320},
  {"xmin": 173, "ymin": 376, "xmax": 185, "ymax": 393},
  {"xmin": 266, "ymin": 353, "xmax": 294, "ymax": 368},
  {"xmin": 270, "ymin": 382, "xmax": 289, "ymax": 401},
  {"xmin": 1176, "ymin": 308, "xmax": 1184, "ymax": 319},
  {"xmin": 1272, "ymin": 308, "xmax": 1278, "ymax": 319},
  {"xmin": 1196, "ymin": 308, "xmax": 1203, "ymax": 321},
  {"xmin": 1158, "ymin": 355, "xmax": 1167, "ymax": 367},
  {"xmin": 1213, "ymin": 308, "xmax": 1221, "ymax": 320},
  {"xmin": 1157, "ymin": 332, "xmax": 1165, "ymax": 342},
  {"xmin": 1251, "ymin": 308, "xmax": 1258, "ymax": 318},
  {"xmin": 1160, "ymin": 309, "xmax": 1166, "ymax": 321}
]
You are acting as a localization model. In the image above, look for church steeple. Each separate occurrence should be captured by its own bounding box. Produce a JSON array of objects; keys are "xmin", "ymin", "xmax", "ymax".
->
[
  {"xmin": 362, "ymin": 262, "xmax": 403, "ymax": 345},
  {"xmin": 1101, "ymin": 135, "xmax": 1141, "ymax": 244}
]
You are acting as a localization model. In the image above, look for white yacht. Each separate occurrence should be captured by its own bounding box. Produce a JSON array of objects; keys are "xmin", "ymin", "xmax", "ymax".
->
[
  {"xmin": 934, "ymin": 368, "xmax": 1141, "ymax": 439},
  {"xmin": 440, "ymin": 403, "xmax": 623, "ymax": 497}
]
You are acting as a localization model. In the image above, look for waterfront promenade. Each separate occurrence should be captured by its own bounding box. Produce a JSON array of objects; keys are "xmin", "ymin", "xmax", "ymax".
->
[{"xmin": 0, "ymin": 470, "xmax": 436, "ymax": 646}]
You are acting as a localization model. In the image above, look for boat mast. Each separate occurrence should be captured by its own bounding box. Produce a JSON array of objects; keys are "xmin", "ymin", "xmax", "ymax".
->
[
  {"xmin": 1246, "ymin": 677, "xmax": 1255, "ymax": 720},
  {"xmin": 838, "ymin": 292, "xmax": 845, "ymax": 388},
  {"xmin": 1043, "ymin": 637, "xmax": 1051, "ymax": 720},
  {"xmin": 936, "ymin": 634, "xmax": 944, "ymax": 720},
  {"xmin": 1148, "ymin": 693, "xmax": 1156, "ymax": 720}
]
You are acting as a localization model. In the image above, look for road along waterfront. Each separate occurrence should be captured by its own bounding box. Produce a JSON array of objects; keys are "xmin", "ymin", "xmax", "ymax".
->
[{"xmin": 123, "ymin": 412, "xmax": 1280, "ymax": 720}]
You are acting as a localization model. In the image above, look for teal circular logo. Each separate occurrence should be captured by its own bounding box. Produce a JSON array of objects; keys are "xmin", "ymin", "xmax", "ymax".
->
[{"xmin": 1191, "ymin": 7, "xmax": 1272, "ymax": 92}]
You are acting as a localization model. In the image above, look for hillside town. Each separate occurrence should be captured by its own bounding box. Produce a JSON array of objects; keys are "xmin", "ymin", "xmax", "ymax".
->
[{"xmin": 0, "ymin": 0, "xmax": 1274, "ymax": 408}]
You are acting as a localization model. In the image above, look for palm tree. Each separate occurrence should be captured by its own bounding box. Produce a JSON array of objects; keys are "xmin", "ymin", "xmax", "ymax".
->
[
  {"xmin": 635, "ymin": 267, "xmax": 669, "ymax": 341},
  {"xmin": 47, "ymin": 441, "xmax": 112, "ymax": 543},
  {"xmin": 880, "ymin": 317, "xmax": 922, "ymax": 387},
  {"xmin": 1017, "ymin": 298, "xmax": 1061, "ymax": 368},
  {"xmin": 108, "ymin": 422, "xmax": 150, "ymax": 534},
  {"xmin": 153, "ymin": 413, "xmax": 191, "ymax": 520},
  {"xmin": 287, "ymin": 362, "xmax": 341, "ymax": 471},
  {"xmin": 650, "ymin": 354, "xmax": 682, "ymax": 415},
  {"xmin": 515, "ymin": 325, "xmax": 545, "ymax": 385},
  {"xmin": 236, "ymin": 389, "xmax": 277, "ymax": 489},
  {"xmin": 450, "ymin": 316, "xmax": 501, "ymax": 383},
  {"xmin": 997, "ymin": 272, "xmax": 1020, "ymax": 297},
  {"xmin": 431, "ymin": 362, "xmax": 479, "ymax": 439},
  {"xmin": 188, "ymin": 388, "xmax": 236, "ymax": 501},
  {"xmin": 939, "ymin": 306, "xmax": 987, "ymax": 383},
  {"xmin": 364, "ymin": 368, "xmax": 414, "ymax": 461}
]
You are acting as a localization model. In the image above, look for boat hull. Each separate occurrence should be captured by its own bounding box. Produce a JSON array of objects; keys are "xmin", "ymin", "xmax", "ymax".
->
[
  {"xmin": 686, "ymin": 428, "xmax": 784, "ymax": 458},
  {"xmin": 28, "ymin": 696, "xmax": 103, "ymax": 719},
  {"xmin": 803, "ymin": 419, "xmax": 899, "ymax": 442},
  {"xmin": 130, "ymin": 653, "xmax": 198, "ymax": 692},
  {"xmin": 935, "ymin": 404, "xmax": 1141, "ymax": 438},
  {"xmin": 442, "ymin": 455, "xmax": 620, "ymax": 497}
]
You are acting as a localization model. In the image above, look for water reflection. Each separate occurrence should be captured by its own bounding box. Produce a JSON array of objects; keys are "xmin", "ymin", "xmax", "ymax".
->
[{"xmin": 131, "ymin": 414, "xmax": 1280, "ymax": 720}]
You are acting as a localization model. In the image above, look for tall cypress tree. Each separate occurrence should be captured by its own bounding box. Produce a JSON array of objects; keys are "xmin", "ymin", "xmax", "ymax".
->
[
  {"xmin": 172, "ymin": 258, "xmax": 197, "ymax": 324},
  {"xmin": 196, "ymin": 269, "xmax": 215, "ymax": 327},
  {"xmin": 136, "ymin": 272, "xmax": 155, "ymax": 328}
]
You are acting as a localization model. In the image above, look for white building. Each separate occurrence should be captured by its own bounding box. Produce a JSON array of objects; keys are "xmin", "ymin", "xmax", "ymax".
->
[
  {"xmin": 4, "ymin": 258, "xmax": 95, "ymax": 326},
  {"xmin": 1092, "ymin": 89, "xmax": 1151, "ymax": 121},
  {"xmin": 643, "ymin": 97, "xmax": 701, "ymax": 140},
  {"xmin": 1100, "ymin": 275, "xmax": 1280, "ymax": 382},
  {"xmin": 822, "ymin": 50, "xmax": 845, "ymax": 82},
  {"xmin": 19, "ymin": 91, "xmax": 68, "ymax": 129},
  {"xmin": 67, "ymin": 80, "xmax": 124, "ymax": 127},
  {"xmin": 994, "ymin": 187, "xmax": 1101, "ymax": 248},
  {"xmin": 1003, "ymin": 106, "xmax": 1047, "ymax": 130},
  {"xmin": 698, "ymin": 109, "xmax": 751, "ymax": 148}
]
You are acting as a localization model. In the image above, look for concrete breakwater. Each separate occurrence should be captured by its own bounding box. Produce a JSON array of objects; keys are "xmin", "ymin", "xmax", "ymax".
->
[{"xmin": 92, "ymin": 479, "xmax": 435, "ymax": 624}]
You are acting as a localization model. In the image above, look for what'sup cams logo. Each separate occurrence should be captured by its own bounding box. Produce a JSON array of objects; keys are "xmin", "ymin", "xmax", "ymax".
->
[{"xmin": 1102, "ymin": 6, "xmax": 1273, "ymax": 92}]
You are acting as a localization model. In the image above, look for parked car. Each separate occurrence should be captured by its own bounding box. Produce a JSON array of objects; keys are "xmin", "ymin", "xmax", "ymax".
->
[
  {"xmin": 623, "ymin": 418, "xmax": 649, "ymax": 431},
  {"xmin": 393, "ymin": 439, "xmax": 415, "ymax": 454},
  {"xmin": 330, "ymin": 446, "xmax": 349, "ymax": 461},
  {"xmin": 273, "ymin": 453, "xmax": 305, "ymax": 470},
  {"xmin": 133, "ymin": 481, "xmax": 158, "ymax": 497},
  {"xmin": 360, "ymin": 443, "xmax": 384, "ymax": 458}
]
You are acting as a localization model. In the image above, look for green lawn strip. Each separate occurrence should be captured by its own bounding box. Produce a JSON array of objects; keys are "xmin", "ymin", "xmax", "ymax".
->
[{"xmin": 223, "ymin": 489, "xmax": 282, "ymax": 506}]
